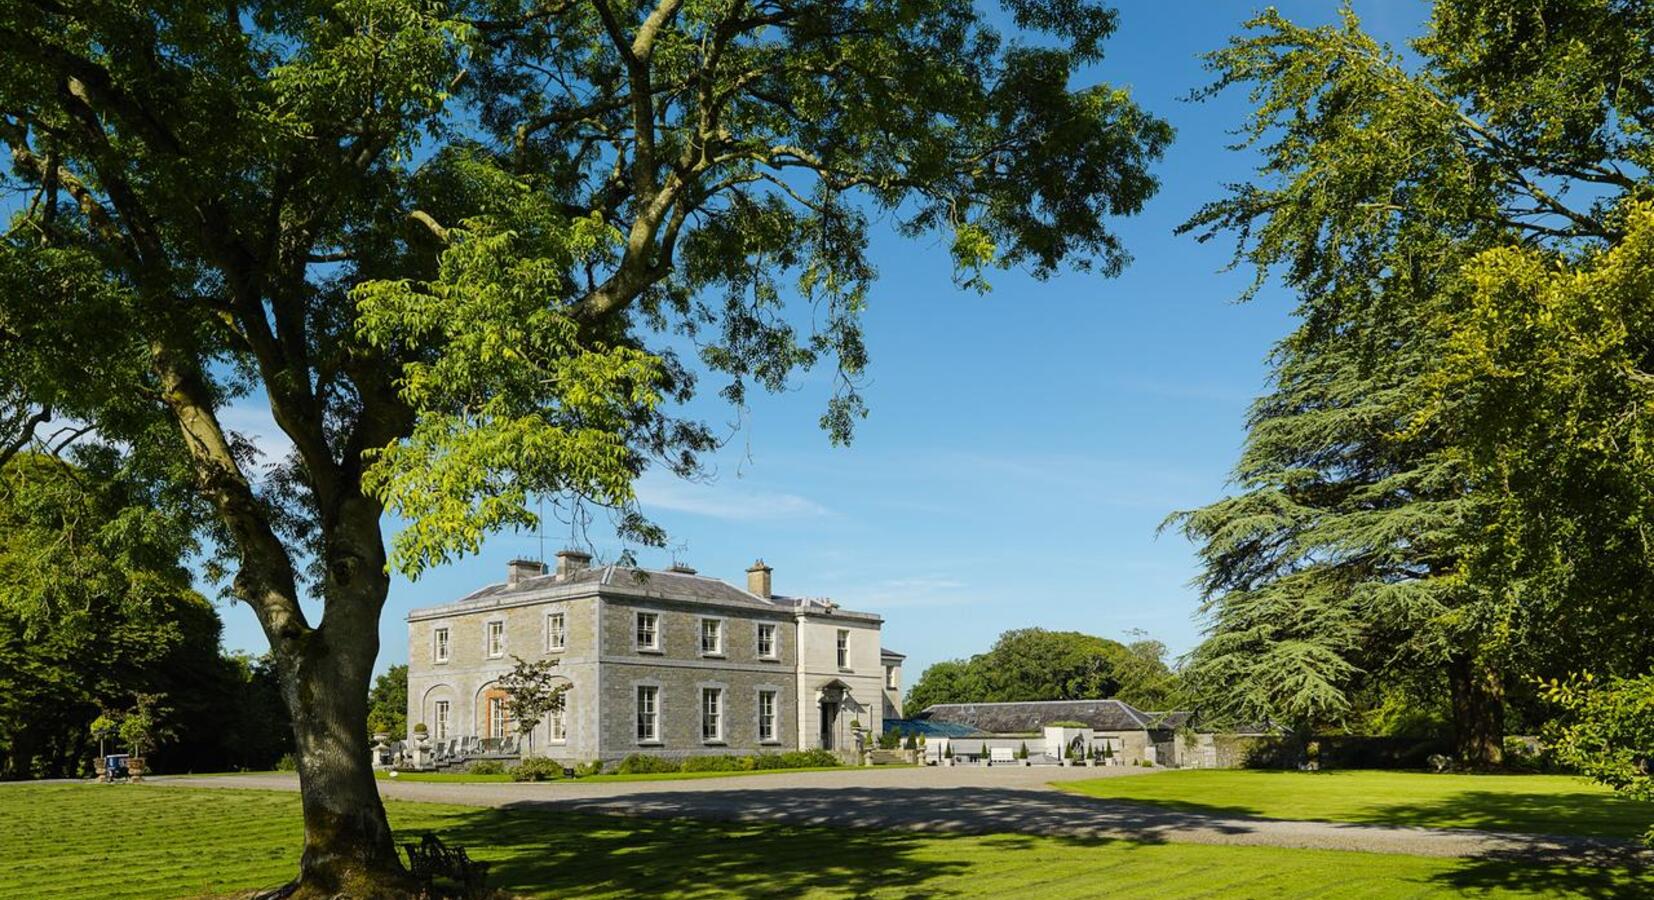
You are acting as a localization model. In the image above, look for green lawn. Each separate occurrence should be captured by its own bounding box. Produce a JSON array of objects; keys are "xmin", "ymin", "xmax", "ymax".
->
[
  {"xmin": 1061, "ymin": 769, "xmax": 1654, "ymax": 840},
  {"xmin": 372, "ymin": 764, "xmax": 848, "ymax": 784},
  {"xmin": 4, "ymin": 783, "xmax": 1648, "ymax": 899}
]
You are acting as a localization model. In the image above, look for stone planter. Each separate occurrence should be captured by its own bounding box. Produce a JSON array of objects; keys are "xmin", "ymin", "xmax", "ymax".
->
[
  {"xmin": 1085, "ymin": 759, "xmax": 1097, "ymax": 767},
  {"xmin": 128, "ymin": 757, "xmax": 147, "ymax": 782},
  {"xmin": 92, "ymin": 757, "xmax": 107, "ymax": 783}
]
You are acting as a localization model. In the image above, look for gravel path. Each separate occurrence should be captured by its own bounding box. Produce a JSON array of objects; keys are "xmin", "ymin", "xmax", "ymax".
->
[{"xmin": 156, "ymin": 767, "xmax": 1648, "ymax": 864}]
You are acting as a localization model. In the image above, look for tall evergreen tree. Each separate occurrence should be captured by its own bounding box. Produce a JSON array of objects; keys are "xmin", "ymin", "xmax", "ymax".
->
[{"xmin": 1173, "ymin": 2, "xmax": 1654, "ymax": 765}]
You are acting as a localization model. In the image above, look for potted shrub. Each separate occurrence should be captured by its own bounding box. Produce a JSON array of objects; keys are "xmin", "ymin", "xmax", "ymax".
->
[
  {"xmin": 1085, "ymin": 745, "xmax": 1098, "ymax": 767},
  {"xmin": 90, "ymin": 711, "xmax": 121, "ymax": 782},
  {"xmin": 943, "ymin": 744, "xmax": 955, "ymax": 767},
  {"xmin": 118, "ymin": 694, "xmax": 173, "ymax": 783},
  {"xmin": 1102, "ymin": 743, "xmax": 1115, "ymax": 766},
  {"xmin": 1062, "ymin": 741, "xmax": 1080, "ymax": 767}
]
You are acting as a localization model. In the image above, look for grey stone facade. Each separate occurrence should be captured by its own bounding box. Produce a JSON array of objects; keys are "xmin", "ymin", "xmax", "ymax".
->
[{"xmin": 407, "ymin": 552, "xmax": 889, "ymax": 764}]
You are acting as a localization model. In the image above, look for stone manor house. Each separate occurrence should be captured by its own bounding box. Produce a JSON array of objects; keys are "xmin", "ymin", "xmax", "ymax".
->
[{"xmin": 406, "ymin": 551, "xmax": 903, "ymax": 762}]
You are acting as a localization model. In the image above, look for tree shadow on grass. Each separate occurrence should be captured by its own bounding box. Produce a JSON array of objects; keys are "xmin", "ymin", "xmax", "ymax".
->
[
  {"xmin": 425, "ymin": 804, "xmax": 1132, "ymax": 898},
  {"xmin": 1431, "ymin": 848, "xmax": 1653, "ymax": 900},
  {"xmin": 502, "ymin": 786, "xmax": 1266, "ymax": 843},
  {"xmin": 1367, "ymin": 790, "xmax": 1652, "ymax": 841}
]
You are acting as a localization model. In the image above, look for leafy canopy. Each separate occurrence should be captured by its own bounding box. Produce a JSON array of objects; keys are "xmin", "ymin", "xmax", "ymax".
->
[
  {"xmin": 904, "ymin": 628, "xmax": 1181, "ymax": 713},
  {"xmin": 1170, "ymin": 1, "xmax": 1654, "ymax": 745}
]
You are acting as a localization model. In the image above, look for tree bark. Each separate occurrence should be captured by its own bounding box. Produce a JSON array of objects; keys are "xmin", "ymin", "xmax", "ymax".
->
[
  {"xmin": 277, "ymin": 494, "xmax": 415, "ymax": 897},
  {"xmin": 281, "ymin": 622, "xmax": 410, "ymax": 896},
  {"xmin": 1447, "ymin": 653, "xmax": 1505, "ymax": 768}
]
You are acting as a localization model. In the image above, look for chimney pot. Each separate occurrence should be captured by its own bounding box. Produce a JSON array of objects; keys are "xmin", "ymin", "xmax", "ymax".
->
[
  {"xmin": 507, "ymin": 558, "xmax": 547, "ymax": 585},
  {"xmin": 555, "ymin": 548, "xmax": 593, "ymax": 579},
  {"xmin": 746, "ymin": 559, "xmax": 773, "ymax": 598}
]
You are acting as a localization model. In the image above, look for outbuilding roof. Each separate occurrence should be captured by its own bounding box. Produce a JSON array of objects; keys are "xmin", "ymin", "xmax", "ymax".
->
[{"xmin": 915, "ymin": 699, "xmax": 1188, "ymax": 733}]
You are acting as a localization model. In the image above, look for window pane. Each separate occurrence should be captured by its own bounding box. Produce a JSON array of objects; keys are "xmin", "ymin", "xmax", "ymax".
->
[{"xmin": 702, "ymin": 688, "xmax": 721, "ymax": 740}]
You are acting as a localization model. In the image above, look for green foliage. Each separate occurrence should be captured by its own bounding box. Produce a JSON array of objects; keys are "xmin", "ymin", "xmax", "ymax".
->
[
  {"xmin": 495, "ymin": 656, "xmax": 570, "ymax": 754},
  {"xmin": 616, "ymin": 754, "xmax": 681, "ymax": 775},
  {"xmin": 0, "ymin": 3, "xmax": 1166, "ymax": 864},
  {"xmin": 679, "ymin": 755, "xmax": 745, "ymax": 773},
  {"xmin": 117, "ymin": 694, "xmax": 174, "ymax": 759},
  {"xmin": 1017, "ymin": 742, "xmax": 1028, "ymax": 760},
  {"xmin": 616, "ymin": 749, "xmax": 840, "ymax": 776},
  {"xmin": 572, "ymin": 760, "xmax": 604, "ymax": 778},
  {"xmin": 275, "ymin": 753, "xmax": 299, "ymax": 773},
  {"xmin": 1171, "ymin": 1, "xmax": 1654, "ymax": 760},
  {"xmin": 465, "ymin": 760, "xmax": 507, "ymax": 776},
  {"xmin": 510, "ymin": 757, "xmax": 567, "ymax": 783},
  {"xmin": 367, "ymin": 665, "xmax": 408, "ymax": 738},
  {"xmin": 905, "ymin": 732, "xmax": 919, "ymax": 752},
  {"xmin": 905, "ymin": 628, "xmax": 1183, "ymax": 711},
  {"xmin": 1543, "ymin": 673, "xmax": 1654, "ymax": 844},
  {"xmin": 0, "ymin": 456, "xmax": 276, "ymax": 777}
]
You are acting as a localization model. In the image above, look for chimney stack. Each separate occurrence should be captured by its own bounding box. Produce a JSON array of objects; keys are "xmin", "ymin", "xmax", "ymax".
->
[
  {"xmin": 746, "ymin": 559, "xmax": 773, "ymax": 598},
  {"xmin": 555, "ymin": 548, "xmax": 593, "ymax": 579},
  {"xmin": 507, "ymin": 558, "xmax": 546, "ymax": 585}
]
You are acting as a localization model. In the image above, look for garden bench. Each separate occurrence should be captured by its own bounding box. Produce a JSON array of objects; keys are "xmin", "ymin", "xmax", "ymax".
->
[{"xmin": 403, "ymin": 832, "xmax": 490, "ymax": 897}]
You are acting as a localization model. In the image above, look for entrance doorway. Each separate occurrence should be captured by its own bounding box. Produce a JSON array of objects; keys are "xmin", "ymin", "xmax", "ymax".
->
[{"xmin": 819, "ymin": 700, "xmax": 839, "ymax": 750}]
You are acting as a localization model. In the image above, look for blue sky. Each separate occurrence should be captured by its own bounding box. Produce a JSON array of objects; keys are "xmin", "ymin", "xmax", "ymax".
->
[{"xmin": 212, "ymin": 2, "xmax": 1427, "ymax": 680}]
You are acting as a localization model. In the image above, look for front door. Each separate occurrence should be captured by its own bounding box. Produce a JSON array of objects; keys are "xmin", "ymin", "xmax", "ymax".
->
[{"xmin": 819, "ymin": 701, "xmax": 838, "ymax": 750}]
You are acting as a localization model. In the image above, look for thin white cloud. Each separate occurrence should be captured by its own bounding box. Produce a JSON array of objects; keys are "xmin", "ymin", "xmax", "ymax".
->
[
  {"xmin": 635, "ymin": 475, "xmax": 829, "ymax": 521},
  {"xmin": 829, "ymin": 573, "xmax": 977, "ymax": 609}
]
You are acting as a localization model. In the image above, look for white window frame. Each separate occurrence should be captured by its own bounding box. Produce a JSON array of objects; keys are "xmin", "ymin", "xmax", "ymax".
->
[
  {"xmin": 487, "ymin": 696, "xmax": 508, "ymax": 738},
  {"xmin": 434, "ymin": 700, "xmax": 450, "ymax": 740},
  {"xmin": 546, "ymin": 611, "xmax": 566, "ymax": 652},
  {"xmin": 886, "ymin": 665, "xmax": 898, "ymax": 689},
  {"xmin": 636, "ymin": 685, "xmax": 660, "ymax": 743},
  {"xmin": 756, "ymin": 622, "xmax": 778, "ymax": 659},
  {"xmin": 549, "ymin": 700, "xmax": 567, "ymax": 743},
  {"xmin": 699, "ymin": 617, "xmax": 724, "ymax": 656},
  {"xmin": 836, "ymin": 629, "xmax": 850, "ymax": 669},
  {"xmin": 433, "ymin": 627, "xmax": 450, "ymax": 664},
  {"xmin": 485, "ymin": 620, "xmax": 505, "ymax": 659},
  {"xmin": 635, "ymin": 611, "xmax": 660, "ymax": 651},
  {"xmin": 701, "ymin": 687, "xmax": 724, "ymax": 743},
  {"xmin": 757, "ymin": 689, "xmax": 778, "ymax": 743}
]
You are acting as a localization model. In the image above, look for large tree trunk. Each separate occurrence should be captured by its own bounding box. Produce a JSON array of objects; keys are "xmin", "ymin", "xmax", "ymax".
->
[
  {"xmin": 1447, "ymin": 653, "xmax": 1505, "ymax": 768},
  {"xmin": 276, "ymin": 496, "xmax": 416, "ymax": 898},
  {"xmin": 281, "ymin": 624, "xmax": 410, "ymax": 896}
]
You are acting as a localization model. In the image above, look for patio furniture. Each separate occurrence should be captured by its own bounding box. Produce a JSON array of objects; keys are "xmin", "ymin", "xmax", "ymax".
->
[{"xmin": 404, "ymin": 833, "xmax": 490, "ymax": 898}]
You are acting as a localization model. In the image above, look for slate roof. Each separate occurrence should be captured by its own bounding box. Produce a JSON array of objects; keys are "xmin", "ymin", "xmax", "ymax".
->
[
  {"xmin": 915, "ymin": 699, "xmax": 1190, "ymax": 734},
  {"xmin": 408, "ymin": 564, "xmax": 880, "ymax": 622}
]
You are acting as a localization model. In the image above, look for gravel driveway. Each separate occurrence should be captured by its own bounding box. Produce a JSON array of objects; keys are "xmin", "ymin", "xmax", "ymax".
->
[{"xmin": 157, "ymin": 766, "xmax": 1646, "ymax": 864}]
